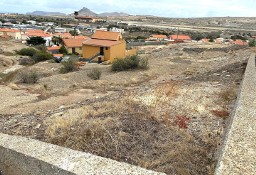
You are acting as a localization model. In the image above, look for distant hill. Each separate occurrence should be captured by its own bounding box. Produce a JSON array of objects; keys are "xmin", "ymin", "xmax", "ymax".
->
[
  {"xmin": 27, "ymin": 11, "xmax": 66, "ymax": 16},
  {"xmin": 74, "ymin": 7, "xmax": 129, "ymax": 17},
  {"xmin": 75, "ymin": 7, "xmax": 97, "ymax": 16},
  {"xmin": 99, "ymin": 12, "xmax": 129, "ymax": 17},
  {"xmin": 27, "ymin": 8, "xmax": 130, "ymax": 17}
]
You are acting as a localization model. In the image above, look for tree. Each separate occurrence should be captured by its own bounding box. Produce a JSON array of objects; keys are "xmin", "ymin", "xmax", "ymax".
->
[
  {"xmin": 59, "ymin": 45, "xmax": 68, "ymax": 54},
  {"xmin": 26, "ymin": 37, "xmax": 46, "ymax": 46},
  {"xmin": 52, "ymin": 36, "xmax": 62, "ymax": 45},
  {"xmin": 69, "ymin": 29, "xmax": 78, "ymax": 36},
  {"xmin": 74, "ymin": 11, "xmax": 79, "ymax": 17},
  {"xmin": 249, "ymin": 39, "xmax": 256, "ymax": 47}
]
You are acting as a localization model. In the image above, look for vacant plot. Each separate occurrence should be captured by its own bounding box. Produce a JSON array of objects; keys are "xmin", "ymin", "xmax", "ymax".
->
[{"xmin": 0, "ymin": 41, "xmax": 251, "ymax": 174}]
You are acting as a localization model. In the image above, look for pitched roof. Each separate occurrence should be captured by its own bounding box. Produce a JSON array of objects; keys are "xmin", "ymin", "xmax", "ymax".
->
[
  {"xmin": 26, "ymin": 32, "xmax": 52, "ymax": 37},
  {"xmin": 151, "ymin": 34, "xmax": 168, "ymax": 39},
  {"xmin": 170, "ymin": 35, "xmax": 191, "ymax": 40},
  {"xmin": 63, "ymin": 38, "xmax": 88, "ymax": 48},
  {"xmin": 26, "ymin": 29, "xmax": 44, "ymax": 33},
  {"xmin": 0, "ymin": 28, "xmax": 20, "ymax": 33},
  {"xmin": 83, "ymin": 38, "xmax": 123, "ymax": 47},
  {"xmin": 232, "ymin": 39, "xmax": 248, "ymax": 46},
  {"xmin": 73, "ymin": 35, "xmax": 90, "ymax": 40},
  {"xmin": 53, "ymin": 33, "xmax": 72, "ymax": 38},
  {"xmin": 92, "ymin": 30, "xmax": 121, "ymax": 41},
  {"xmin": 53, "ymin": 54, "xmax": 64, "ymax": 57},
  {"xmin": 47, "ymin": 46, "xmax": 61, "ymax": 51}
]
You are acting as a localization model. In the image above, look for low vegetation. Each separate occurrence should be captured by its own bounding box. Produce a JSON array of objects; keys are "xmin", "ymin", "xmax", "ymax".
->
[
  {"xmin": 111, "ymin": 55, "xmax": 149, "ymax": 72},
  {"xmin": 45, "ymin": 93, "xmax": 215, "ymax": 175},
  {"xmin": 32, "ymin": 51, "xmax": 53, "ymax": 62},
  {"xmin": 16, "ymin": 48, "xmax": 37, "ymax": 57},
  {"xmin": 87, "ymin": 68, "xmax": 102, "ymax": 80},
  {"xmin": 16, "ymin": 48, "xmax": 53, "ymax": 63},
  {"xmin": 19, "ymin": 70, "xmax": 39, "ymax": 84},
  {"xmin": 60, "ymin": 60, "xmax": 79, "ymax": 74}
]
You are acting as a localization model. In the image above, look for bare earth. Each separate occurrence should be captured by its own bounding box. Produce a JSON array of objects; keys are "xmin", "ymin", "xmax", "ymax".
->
[{"xmin": 0, "ymin": 40, "xmax": 252, "ymax": 175}]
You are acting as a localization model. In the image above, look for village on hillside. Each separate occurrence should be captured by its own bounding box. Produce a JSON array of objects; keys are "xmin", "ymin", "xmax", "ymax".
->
[{"xmin": 1, "ymin": 8, "xmax": 256, "ymax": 175}]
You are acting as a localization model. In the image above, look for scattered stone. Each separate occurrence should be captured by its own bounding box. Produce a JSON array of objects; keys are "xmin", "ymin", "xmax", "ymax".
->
[{"xmin": 8, "ymin": 83, "xmax": 21, "ymax": 90}]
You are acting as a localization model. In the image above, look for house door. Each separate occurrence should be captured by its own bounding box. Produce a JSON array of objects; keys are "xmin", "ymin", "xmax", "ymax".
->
[
  {"xmin": 72, "ymin": 48, "xmax": 76, "ymax": 54},
  {"xmin": 100, "ymin": 47, "xmax": 104, "ymax": 55}
]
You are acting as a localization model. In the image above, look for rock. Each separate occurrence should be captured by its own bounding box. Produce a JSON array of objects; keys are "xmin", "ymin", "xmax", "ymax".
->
[
  {"xmin": 35, "ymin": 124, "xmax": 41, "ymax": 129},
  {"xmin": 8, "ymin": 83, "xmax": 21, "ymax": 90}
]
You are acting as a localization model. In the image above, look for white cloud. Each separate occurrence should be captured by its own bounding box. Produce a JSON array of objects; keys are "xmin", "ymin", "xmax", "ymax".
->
[{"xmin": 1, "ymin": 0, "xmax": 256, "ymax": 17}]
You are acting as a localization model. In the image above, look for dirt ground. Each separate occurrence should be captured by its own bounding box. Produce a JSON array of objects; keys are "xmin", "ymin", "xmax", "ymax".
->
[{"xmin": 0, "ymin": 40, "xmax": 252, "ymax": 175}]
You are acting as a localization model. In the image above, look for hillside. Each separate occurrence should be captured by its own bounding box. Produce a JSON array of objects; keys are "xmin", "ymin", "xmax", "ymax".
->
[
  {"xmin": 26, "ymin": 11, "xmax": 66, "ymax": 16},
  {"xmin": 99, "ymin": 12, "xmax": 129, "ymax": 17}
]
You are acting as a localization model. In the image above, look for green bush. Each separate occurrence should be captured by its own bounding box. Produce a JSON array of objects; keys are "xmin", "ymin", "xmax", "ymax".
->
[
  {"xmin": 19, "ymin": 71, "xmax": 39, "ymax": 84},
  {"xmin": 87, "ymin": 68, "xmax": 102, "ymax": 80},
  {"xmin": 34, "ymin": 45, "xmax": 47, "ymax": 52},
  {"xmin": 112, "ymin": 55, "xmax": 139, "ymax": 71},
  {"xmin": 17, "ymin": 48, "xmax": 37, "ymax": 57},
  {"xmin": 111, "ymin": 55, "xmax": 148, "ymax": 72},
  {"xmin": 249, "ymin": 39, "xmax": 256, "ymax": 47},
  {"xmin": 60, "ymin": 60, "xmax": 78, "ymax": 74},
  {"xmin": 32, "ymin": 51, "xmax": 53, "ymax": 62},
  {"xmin": 59, "ymin": 45, "xmax": 68, "ymax": 54}
]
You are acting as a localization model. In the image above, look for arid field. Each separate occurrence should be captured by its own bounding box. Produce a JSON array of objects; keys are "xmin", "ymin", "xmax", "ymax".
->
[{"xmin": 0, "ymin": 39, "xmax": 253, "ymax": 174}]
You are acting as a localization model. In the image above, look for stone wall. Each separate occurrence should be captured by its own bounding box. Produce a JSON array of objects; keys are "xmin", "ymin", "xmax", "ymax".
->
[
  {"xmin": 215, "ymin": 53, "xmax": 256, "ymax": 175},
  {"xmin": 0, "ymin": 133, "xmax": 165, "ymax": 175}
]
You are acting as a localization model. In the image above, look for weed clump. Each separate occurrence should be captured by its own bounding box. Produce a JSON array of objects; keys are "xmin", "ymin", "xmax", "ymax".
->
[
  {"xmin": 60, "ymin": 60, "xmax": 78, "ymax": 74},
  {"xmin": 19, "ymin": 71, "xmax": 39, "ymax": 84},
  {"xmin": 16, "ymin": 48, "xmax": 37, "ymax": 57},
  {"xmin": 111, "ymin": 55, "xmax": 148, "ymax": 72},
  {"xmin": 87, "ymin": 68, "xmax": 102, "ymax": 80}
]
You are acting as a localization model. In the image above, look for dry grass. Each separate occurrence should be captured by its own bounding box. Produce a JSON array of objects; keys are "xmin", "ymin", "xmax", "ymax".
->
[
  {"xmin": 44, "ymin": 89, "xmax": 216, "ymax": 175},
  {"xmin": 219, "ymin": 88, "xmax": 237, "ymax": 103}
]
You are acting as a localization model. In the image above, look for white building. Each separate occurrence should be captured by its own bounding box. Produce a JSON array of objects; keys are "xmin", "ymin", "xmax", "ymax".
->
[{"xmin": 55, "ymin": 27, "xmax": 67, "ymax": 33}]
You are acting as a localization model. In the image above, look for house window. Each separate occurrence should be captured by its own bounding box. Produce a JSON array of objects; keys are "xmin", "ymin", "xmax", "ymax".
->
[{"xmin": 105, "ymin": 47, "xmax": 109, "ymax": 50}]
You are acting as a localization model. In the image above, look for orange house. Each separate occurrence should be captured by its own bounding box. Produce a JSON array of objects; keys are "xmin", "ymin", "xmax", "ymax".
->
[
  {"xmin": 170, "ymin": 35, "xmax": 192, "ymax": 43},
  {"xmin": 83, "ymin": 30, "xmax": 130, "ymax": 61}
]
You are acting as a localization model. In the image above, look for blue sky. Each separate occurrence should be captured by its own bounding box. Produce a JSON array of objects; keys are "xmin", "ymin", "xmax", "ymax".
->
[{"xmin": 1, "ymin": 0, "xmax": 256, "ymax": 17}]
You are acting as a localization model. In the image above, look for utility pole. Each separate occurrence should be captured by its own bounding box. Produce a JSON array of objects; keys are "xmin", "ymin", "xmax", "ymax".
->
[{"xmin": 176, "ymin": 27, "xmax": 179, "ymax": 40}]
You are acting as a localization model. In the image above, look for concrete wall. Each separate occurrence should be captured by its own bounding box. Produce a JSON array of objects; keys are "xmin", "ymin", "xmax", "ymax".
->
[
  {"xmin": 215, "ymin": 53, "xmax": 256, "ymax": 175},
  {"xmin": 0, "ymin": 133, "xmax": 165, "ymax": 175}
]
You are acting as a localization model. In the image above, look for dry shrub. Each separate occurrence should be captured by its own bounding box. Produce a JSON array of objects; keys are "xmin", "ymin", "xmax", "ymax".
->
[
  {"xmin": 45, "ymin": 98, "xmax": 216, "ymax": 175},
  {"xmin": 87, "ymin": 68, "xmax": 102, "ymax": 80},
  {"xmin": 211, "ymin": 110, "xmax": 229, "ymax": 119},
  {"xmin": 219, "ymin": 88, "xmax": 237, "ymax": 102},
  {"xmin": 150, "ymin": 82, "xmax": 177, "ymax": 117}
]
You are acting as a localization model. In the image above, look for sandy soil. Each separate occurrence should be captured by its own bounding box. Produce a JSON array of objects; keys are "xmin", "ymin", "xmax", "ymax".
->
[{"xmin": 0, "ymin": 40, "xmax": 252, "ymax": 175}]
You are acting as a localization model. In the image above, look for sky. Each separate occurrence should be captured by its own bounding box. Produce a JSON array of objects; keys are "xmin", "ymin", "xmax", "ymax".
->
[{"xmin": 1, "ymin": 0, "xmax": 256, "ymax": 18}]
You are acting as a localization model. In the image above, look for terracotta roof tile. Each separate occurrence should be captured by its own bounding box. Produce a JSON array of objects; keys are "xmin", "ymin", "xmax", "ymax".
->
[
  {"xmin": 47, "ymin": 46, "xmax": 61, "ymax": 51},
  {"xmin": 151, "ymin": 35, "xmax": 168, "ymax": 39},
  {"xmin": 53, "ymin": 54, "xmax": 64, "ymax": 57},
  {"xmin": 170, "ymin": 35, "xmax": 191, "ymax": 40},
  {"xmin": 83, "ymin": 39, "xmax": 123, "ymax": 47},
  {"xmin": 0, "ymin": 28, "xmax": 20, "ymax": 33},
  {"xmin": 232, "ymin": 39, "xmax": 248, "ymax": 46},
  {"xmin": 26, "ymin": 29, "xmax": 44, "ymax": 33},
  {"xmin": 73, "ymin": 35, "xmax": 90, "ymax": 40},
  {"xmin": 92, "ymin": 30, "xmax": 121, "ymax": 41},
  {"xmin": 63, "ymin": 38, "xmax": 88, "ymax": 48},
  {"xmin": 53, "ymin": 33, "xmax": 72, "ymax": 38}
]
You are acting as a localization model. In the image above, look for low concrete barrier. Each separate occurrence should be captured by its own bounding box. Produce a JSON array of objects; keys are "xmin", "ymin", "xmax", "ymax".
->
[
  {"xmin": 0, "ymin": 133, "xmax": 165, "ymax": 175},
  {"xmin": 215, "ymin": 53, "xmax": 256, "ymax": 175}
]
